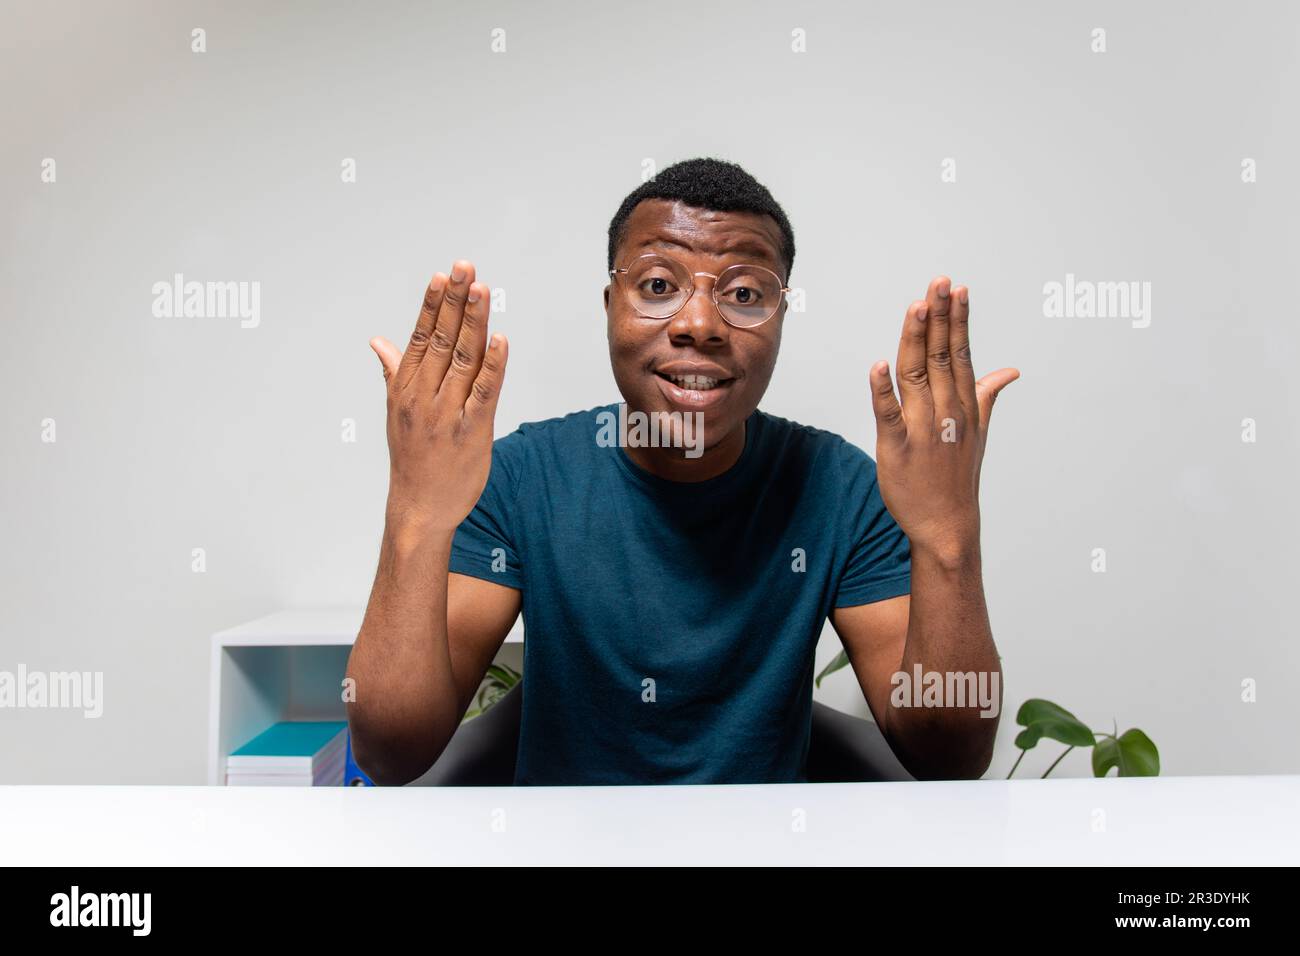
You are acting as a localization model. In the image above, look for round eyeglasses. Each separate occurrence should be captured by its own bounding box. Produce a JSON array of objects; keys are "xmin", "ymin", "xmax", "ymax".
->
[{"xmin": 609, "ymin": 253, "xmax": 789, "ymax": 329}]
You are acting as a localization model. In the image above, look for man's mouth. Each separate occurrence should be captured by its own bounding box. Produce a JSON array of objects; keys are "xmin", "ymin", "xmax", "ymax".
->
[
  {"xmin": 659, "ymin": 373, "xmax": 726, "ymax": 391},
  {"xmin": 652, "ymin": 366, "xmax": 737, "ymax": 409}
]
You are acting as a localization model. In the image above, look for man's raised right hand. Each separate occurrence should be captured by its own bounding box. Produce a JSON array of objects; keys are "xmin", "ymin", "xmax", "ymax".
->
[{"xmin": 369, "ymin": 260, "xmax": 508, "ymax": 536}]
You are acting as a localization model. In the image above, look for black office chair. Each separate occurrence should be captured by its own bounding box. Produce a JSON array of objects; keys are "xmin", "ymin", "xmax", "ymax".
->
[{"xmin": 406, "ymin": 681, "xmax": 913, "ymax": 785}]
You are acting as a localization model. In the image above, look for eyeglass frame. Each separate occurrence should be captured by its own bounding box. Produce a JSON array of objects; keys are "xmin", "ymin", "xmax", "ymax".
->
[{"xmin": 608, "ymin": 252, "xmax": 791, "ymax": 329}]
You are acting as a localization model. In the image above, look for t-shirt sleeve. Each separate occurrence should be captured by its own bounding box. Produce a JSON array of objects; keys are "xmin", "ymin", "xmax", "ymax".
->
[
  {"xmin": 833, "ymin": 439, "xmax": 912, "ymax": 608},
  {"xmin": 448, "ymin": 431, "xmax": 524, "ymax": 590}
]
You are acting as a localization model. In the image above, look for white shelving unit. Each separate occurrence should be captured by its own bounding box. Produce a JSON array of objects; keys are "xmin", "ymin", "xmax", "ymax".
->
[{"xmin": 207, "ymin": 608, "xmax": 523, "ymax": 785}]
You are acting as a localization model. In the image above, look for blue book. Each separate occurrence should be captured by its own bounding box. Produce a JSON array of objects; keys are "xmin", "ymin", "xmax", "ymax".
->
[
  {"xmin": 345, "ymin": 729, "xmax": 374, "ymax": 786},
  {"xmin": 228, "ymin": 721, "xmax": 348, "ymax": 774}
]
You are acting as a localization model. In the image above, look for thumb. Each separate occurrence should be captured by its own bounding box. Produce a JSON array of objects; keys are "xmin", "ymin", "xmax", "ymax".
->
[
  {"xmin": 974, "ymin": 367, "xmax": 1020, "ymax": 431},
  {"xmin": 369, "ymin": 337, "xmax": 402, "ymax": 385},
  {"xmin": 869, "ymin": 360, "xmax": 906, "ymax": 447}
]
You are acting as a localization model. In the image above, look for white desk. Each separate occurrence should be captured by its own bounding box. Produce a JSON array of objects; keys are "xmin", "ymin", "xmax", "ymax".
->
[{"xmin": 2, "ymin": 775, "xmax": 1296, "ymax": 865}]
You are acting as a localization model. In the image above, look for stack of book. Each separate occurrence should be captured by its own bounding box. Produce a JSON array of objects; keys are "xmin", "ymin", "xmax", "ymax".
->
[{"xmin": 226, "ymin": 721, "xmax": 348, "ymax": 786}]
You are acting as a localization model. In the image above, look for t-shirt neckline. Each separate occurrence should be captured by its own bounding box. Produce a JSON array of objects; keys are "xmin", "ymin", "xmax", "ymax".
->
[{"xmin": 609, "ymin": 402, "xmax": 762, "ymax": 497}]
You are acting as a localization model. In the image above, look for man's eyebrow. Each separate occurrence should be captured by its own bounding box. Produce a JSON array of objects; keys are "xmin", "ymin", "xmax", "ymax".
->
[{"xmin": 641, "ymin": 235, "xmax": 779, "ymax": 262}]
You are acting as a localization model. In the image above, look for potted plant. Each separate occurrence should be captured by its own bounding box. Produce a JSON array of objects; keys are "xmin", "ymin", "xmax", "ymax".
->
[{"xmin": 815, "ymin": 652, "xmax": 1159, "ymax": 777}]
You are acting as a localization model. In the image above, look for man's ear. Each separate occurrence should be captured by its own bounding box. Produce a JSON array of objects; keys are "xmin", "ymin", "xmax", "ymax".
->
[{"xmin": 603, "ymin": 284, "xmax": 610, "ymax": 310}]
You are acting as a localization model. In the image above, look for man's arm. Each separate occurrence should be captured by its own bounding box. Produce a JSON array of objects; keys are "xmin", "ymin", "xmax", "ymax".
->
[
  {"xmin": 349, "ymin": 546, "xmax": 520, "ymax": 784},
  {"xmin": 830, "ymin": 568, "xmax": 1000, "ymax": 780},
  {"xmin": 345, "ymin": 260, "xmax": 515, "ymax": 786},
  {"xmin": 833, "ymin": 275, "xmax": 1017, "ymax": 780}
]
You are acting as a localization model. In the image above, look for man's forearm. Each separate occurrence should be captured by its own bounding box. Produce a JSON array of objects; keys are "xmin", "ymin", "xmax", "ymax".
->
[
  {"xmin": 346, "ymin": 518, "xmax": 462, "ymax": 785},
  {"xmin": 882, "ymin": 541, "xmax": 1002, "ymax": 780}
]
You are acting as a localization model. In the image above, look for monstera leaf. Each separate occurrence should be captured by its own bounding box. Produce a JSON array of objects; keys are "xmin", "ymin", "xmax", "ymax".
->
[
  {"xmin": 809, "ymin": 656, "xmax": 1162, "ymax": 780},
  {"xmin": 1092, "ymin": 728, "xmax": 1160, "ymax": 777},
  {"xmin": 1013, "ymin": 698, "xmax": 1096, "ymax": 750}
]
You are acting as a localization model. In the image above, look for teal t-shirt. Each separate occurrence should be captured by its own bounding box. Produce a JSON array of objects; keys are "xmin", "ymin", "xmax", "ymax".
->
[{"xmin": 448, "ymin": 403, "xmax": 911, "ymax": 785}]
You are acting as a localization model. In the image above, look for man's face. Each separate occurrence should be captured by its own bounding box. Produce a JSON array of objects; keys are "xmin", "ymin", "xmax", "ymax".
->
[{"xmin": 604, "ymin": 199, "xmax": 787, "ymax": 452}]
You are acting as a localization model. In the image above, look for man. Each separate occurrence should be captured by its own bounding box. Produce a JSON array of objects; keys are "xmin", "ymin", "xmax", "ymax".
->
[{"xmin": 347, "ymin": 158, "xmax": 1018, "ymax": 786}]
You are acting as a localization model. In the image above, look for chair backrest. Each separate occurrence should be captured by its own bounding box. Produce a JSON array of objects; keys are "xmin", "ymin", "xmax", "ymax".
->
[
  {"xmin": 406, "ymin": 681, "xmax": 913, "ymax": 785},
  {"xmin": 406, "ymin": 681, "xmax": 522, "ymax": 786}
]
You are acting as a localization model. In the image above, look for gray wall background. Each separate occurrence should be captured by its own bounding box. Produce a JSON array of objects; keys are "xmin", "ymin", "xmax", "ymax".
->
[{"xmin": 2, "ymin": 0, "xmax": 1297, "ymax": 783}]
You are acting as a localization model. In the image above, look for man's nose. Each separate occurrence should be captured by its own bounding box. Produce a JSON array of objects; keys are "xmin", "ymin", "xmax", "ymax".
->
[{"xmin": 666, "ymin": 276, "xmax": 729, "ymax": 345}]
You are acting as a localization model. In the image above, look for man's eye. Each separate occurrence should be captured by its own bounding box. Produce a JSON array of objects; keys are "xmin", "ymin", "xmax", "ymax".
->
[
  {"xmin": 639, "ymin": 277, "xmax": 678, "ymax": 296},
  {"xmin": 721, "ymin": 285, "xmax": 763, "ymax": 304}
]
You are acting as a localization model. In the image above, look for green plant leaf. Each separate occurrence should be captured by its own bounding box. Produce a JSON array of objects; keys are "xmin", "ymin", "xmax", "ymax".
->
[
  {"xmin": 815, "ymin": 650, "xmax": 850, "ymax": 688},
  {"xmin": 462, "ymin": 662, "xmax": 524, "ymax": 722},
  {"xmin": 1092, "ymin": 728, "xmax": 1160, "ymax": 777},
  {"xmin": 1013, "ymin": 698, "xmax": 1096, "ymax": 750},
  {"xmin": 485, "ymin": 663, "xmax": 521, "ymax": 688}
]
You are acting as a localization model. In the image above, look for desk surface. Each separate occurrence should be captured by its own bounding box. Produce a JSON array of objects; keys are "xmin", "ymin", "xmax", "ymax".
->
[{"xmin": 2, "ymin": 775, "xmax": 1295, "ymax": 865}]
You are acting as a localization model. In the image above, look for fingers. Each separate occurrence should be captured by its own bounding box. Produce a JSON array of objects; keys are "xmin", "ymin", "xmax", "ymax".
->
[
  {"xmin": 422, "ymin": 260, "xmax": 477, "ymax": 385},
  {"xmin": 895, "ymin": 298, "xmax": 933, "ymax": 417},
  {"xmin": 439, "ymin": 280, "xmax": 492, "ymax": 408},
  {"xmin": 466, "ymin": 333, "xmax": 509, "ymax": 422},
  {"xmin": 974, "ymin": 367, "xmax": 1020, "ymax": 431},
  {"xmin": 924, "ymin": 276, "xmax": 958, "ymax": 412},
  {"xmin": 949, "ymin": 284, "xmax": 978, "ymax": 420},
  {"xmin": 394, "ymin": 273, "xmax": 448, "ymax": 390},
  {"xmin": 370, "ymin": 336, "xmax": 402, "ymax": 385},
  {"xmin": 869, "ymin": 360, "xmax": 906, "ymax": 447}
]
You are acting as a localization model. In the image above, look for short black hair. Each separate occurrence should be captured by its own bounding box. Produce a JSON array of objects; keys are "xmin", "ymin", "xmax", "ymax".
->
[{"xmin": 607, "ymin": 157, "xmax": 795, "ymax": 282}]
